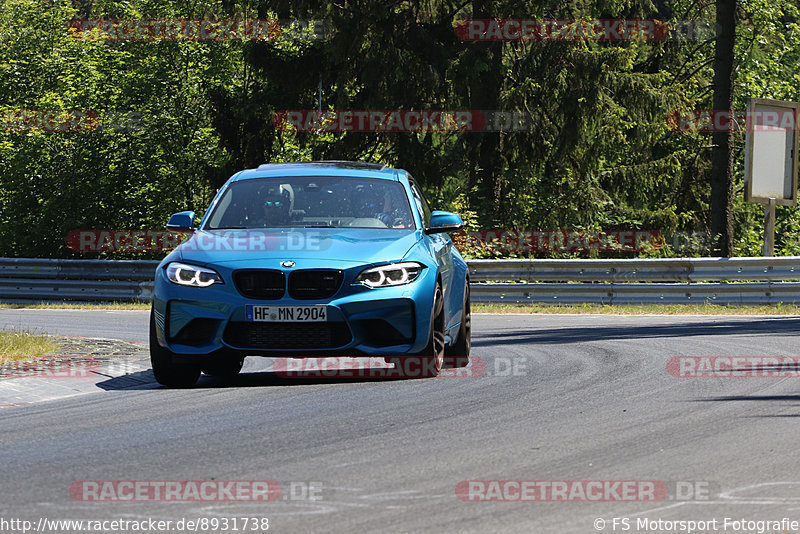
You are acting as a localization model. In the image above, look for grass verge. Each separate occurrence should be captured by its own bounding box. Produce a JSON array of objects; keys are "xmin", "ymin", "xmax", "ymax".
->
[
  {"xmin": 0, "ymin": 301, "xmax": 150, "ymax": 310},
  {"xmin": 0, "ymin": 330, "xmax": 60, "ymax": 364}
]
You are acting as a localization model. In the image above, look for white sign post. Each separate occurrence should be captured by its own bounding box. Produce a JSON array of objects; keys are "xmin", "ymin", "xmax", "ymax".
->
[{"xmin": 744, "ymin": 97, "xmax": 799, "ymax": 256}]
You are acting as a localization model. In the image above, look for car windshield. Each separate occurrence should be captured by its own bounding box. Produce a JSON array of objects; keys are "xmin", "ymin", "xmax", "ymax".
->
[{"xmin": 204, "ymin": 176, "xmax": 416, "ymax": 230}]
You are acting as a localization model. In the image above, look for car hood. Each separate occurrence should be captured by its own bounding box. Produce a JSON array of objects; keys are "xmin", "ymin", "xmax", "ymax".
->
[{"xmin": 176, "ymin": 228, "xmax": 422, "ymax": 267}]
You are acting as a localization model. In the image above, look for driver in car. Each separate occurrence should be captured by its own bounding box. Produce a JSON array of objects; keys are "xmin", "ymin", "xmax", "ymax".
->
[
  {"xmin": 354, "ymin": 185, "xmax": 410, "ymax": 228},
  {"xmin": 260, "ymin": 184, "xmax": 293, "ymax": 226}
]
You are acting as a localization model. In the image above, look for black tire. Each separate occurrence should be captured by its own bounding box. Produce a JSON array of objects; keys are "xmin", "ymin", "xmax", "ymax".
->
[
  {"xmin": 444, "ymin": 281, "xmax": 470, "ymax": 368},
  {"xmin": 149, "ymin": 309, "xmax": 201, "ymax": 387},
  {"xmin": 390, "ymin": 284, "xmax": 445, "ymax": 378},
  {"xmin": 202, "ymin": 352, "xmax": 245, "ymax": 377}
]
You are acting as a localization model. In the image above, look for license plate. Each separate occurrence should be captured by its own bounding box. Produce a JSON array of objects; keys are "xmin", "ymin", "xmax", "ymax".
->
[{"xmin": 246, "ymin": 305, "xmax": 328, "ymax": 322}]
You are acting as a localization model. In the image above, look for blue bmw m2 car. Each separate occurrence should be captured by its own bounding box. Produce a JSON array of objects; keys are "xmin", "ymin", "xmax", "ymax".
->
[{"xmin": 150, "ymin": 161, "xmax": 471, "ymax": 386}]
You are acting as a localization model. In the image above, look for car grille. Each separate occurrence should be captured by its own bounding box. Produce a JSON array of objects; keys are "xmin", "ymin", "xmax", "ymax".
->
[
  {"xmin": 234, "ymin": 269, "xmax": 286, "ymax": 299},
  {"xmin": 288, "ymin": 270, "xmax": 343, "ymax": 300},
  {"xmin": 223, "ymin": 322, "xmax": 352, "ymax": 349}
]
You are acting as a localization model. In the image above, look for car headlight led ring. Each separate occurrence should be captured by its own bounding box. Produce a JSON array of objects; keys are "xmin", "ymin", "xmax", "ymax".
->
[
  {"xmin": 165, "ymin": 262, "xmax": 223, "ymax": 287},
  {"xmin": 353, "ymin": 262, "xmax": 424, "ymax": 288}
]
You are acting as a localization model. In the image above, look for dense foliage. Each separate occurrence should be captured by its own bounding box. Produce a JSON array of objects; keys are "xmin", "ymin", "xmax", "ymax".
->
[{"xmin": 0, "ymin": 0, "xmax": 798, "ymax": 258}]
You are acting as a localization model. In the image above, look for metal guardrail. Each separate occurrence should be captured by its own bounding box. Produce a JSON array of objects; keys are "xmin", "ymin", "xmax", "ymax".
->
[
  {"xmin": 0, "ymin": 258, "xmax": 157, "ymax": 301},
  {"xmin": 3, "ymin": 256, "xmax": 800, "ymax": 304},
  {"xmin": 467, "ymin": 257, "xmax": 800, "ymax": 282},
  {"xmin": 467, "ymin": 257, "xmax": 800, "ymax": 304},
  {"xmin": 469, "ymin": 282, "xmax": 800, "ymax": 305}
]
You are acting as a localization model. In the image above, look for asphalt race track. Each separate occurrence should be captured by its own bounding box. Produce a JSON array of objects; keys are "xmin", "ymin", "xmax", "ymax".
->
[{"xmin": 2, "ymin": 309, "xmax": 800, "ymax": 533}]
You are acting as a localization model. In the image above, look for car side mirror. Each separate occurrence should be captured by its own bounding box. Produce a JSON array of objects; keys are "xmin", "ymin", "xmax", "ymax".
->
[
  {"xmin": 425, "ymin": 210, "xmax": 464, "ymax": 234},
  {"xmin": 166, "ymin": 211, "xmax": 196, "ymax": 233}
]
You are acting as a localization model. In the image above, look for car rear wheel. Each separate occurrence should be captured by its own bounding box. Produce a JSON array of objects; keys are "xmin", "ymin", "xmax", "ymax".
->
[
  {"xmin": 202, "ymin": 352, "xmax": 245, "ymax": 377},
  {"xmin": 149, "ymin": 309, "xmax": 201, "ymax": 387},
  {"xmin": 390, "ymin": 284, "xmax": 444, "ymax": 378},
  {"xmin": 444, "ymin": 281, "xmax": 470, "ymax": 368}
]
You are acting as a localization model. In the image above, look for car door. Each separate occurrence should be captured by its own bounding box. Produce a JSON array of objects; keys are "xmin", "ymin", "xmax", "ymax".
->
[{"xmin": 409, "ymin": 180, "xmax": 455, "ymax": 316}]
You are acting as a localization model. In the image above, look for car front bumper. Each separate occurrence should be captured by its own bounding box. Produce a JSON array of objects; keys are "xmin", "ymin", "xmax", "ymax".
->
[{"xmin": 152, "ymin": 264, "xmax": 436, "ymax": 358}]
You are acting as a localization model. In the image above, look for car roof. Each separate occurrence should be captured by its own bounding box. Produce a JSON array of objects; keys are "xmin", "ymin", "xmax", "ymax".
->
[{"xmin": 231, "ymin": 161, "xmax": 402, "ymax": 181}]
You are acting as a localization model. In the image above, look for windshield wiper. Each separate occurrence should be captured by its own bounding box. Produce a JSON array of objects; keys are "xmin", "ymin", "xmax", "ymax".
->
[{"xmin": 302, "ymin": 224, "xmax": 336, "ymax": 228}]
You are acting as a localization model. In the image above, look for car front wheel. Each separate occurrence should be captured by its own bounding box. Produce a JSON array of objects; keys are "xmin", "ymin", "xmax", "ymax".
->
[
  {"xmin": 444, "ymin": 281, "xmax": 470, "ymax": 368},
  {"xmin": 149, "ymin": 309, "xmax": 201, "ymax": 387},
  {"xmin": 390, "ymin": 284, "xmax": 444, "ymax": 378}
]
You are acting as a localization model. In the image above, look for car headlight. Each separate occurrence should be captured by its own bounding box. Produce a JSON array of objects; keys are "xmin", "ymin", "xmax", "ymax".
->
[
  {"xmin": 165, "ymin": 262, "xmax": 223, "ymax": 287},
  {"xmin": 353, "ymin": 262, "xmax": 424, "ymax": 288}
]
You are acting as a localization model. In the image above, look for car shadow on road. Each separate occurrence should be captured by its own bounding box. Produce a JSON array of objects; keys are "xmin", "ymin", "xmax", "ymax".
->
[
  {"xmin": 695, "ymin": 394, "xmax": 800, "ymax": 403},
  {"xmin": 94, "ymin": 369, "xmax": 160, "ymax": 390},
  {"xmin": 96, "ymin": 368, "xmax": 413, "ymax": 390},
  {"xmin": 200, "ymin": 370, "xmax": 411, "ymax": 387},
  {"xmin": 691, "ymin": 393, "xmax": 800, "ymax": 417},
  {"xmin": 476, "ymin": 316, "xmax": 800, "ymax": 345}
]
